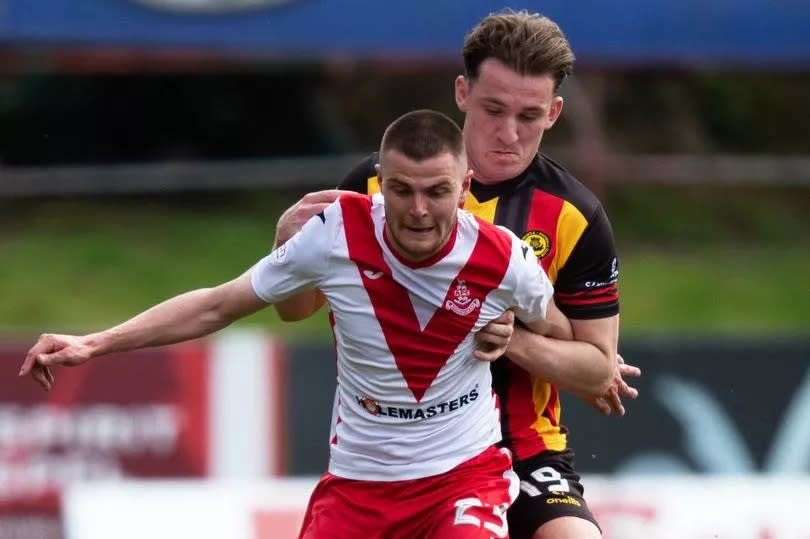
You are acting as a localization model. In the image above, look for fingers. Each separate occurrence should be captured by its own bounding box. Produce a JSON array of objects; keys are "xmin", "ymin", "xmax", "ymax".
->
[
  {"xmin": 474, "ymin": 327, "xmax": 512, "ymax": 362},
  {"xmin": 19, "ymin": 352, "xmax": 37, "ymax": 377},
  {"xmin": 31, "ymin": 364, "xmax": 52, "ymax": 391},
  {"xmin": 473, "ymin": 343, "xmax": 507, "ymax": 362},
  {"xmin": 617, "ymin": 376, "xmax": 639, "ymax": 399},
  {"xmin": 474, "ymin": 311, "xmax": 515, "ymax": 362},
  {"xmin": 478, "ymin": 323, "xmax": 513, "ymax": 341},
  {"xmin": 303, "ymin": 189, "xmax": 354, "ymax": 203},
  {"xmin": 19, "ymin": 335, "xmax": 56, "ymax": 376},
  {"xmin": 478, "ymin": 311, "xmax": 514, "ymax": 340},
  {"xmin": 590, "ymin": 397, "xmax": 611, "ymax": 415},
  {"xmin": 617, "ymin": 363, "xmax": 641, "ymax": 399},
  {"xmin": 491, "ymin": 310, "xmax": 515, "ymax": 325},
  {"xmin": 276, "ymin": 191, "xmax": 352, "ymax": 247},
  {"xmin": 44, "ymin": 365, "xmax": 54, "ymax": 385},
  {"xmin": 605, "ymin": 386, "xmax": 625, "ymax": 416},
  {"xmin": 618, "ymin": 362, "xmax": 642, "ymax": 377}
]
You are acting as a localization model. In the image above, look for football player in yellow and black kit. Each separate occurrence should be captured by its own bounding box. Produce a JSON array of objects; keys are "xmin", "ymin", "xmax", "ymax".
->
[{"xmin": 273, "ymin": 10, "xmax": 640, "ymax": 539}]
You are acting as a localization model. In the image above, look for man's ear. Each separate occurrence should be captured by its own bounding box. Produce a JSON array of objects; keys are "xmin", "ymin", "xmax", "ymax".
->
[
  {"xmin": 458, "ymin": 168, "xmax": 473, "ymax": 206},
  {"xmin": 374, "ymin": 163, "xmax": 383, "ymax": 184},
  {"xmin": 455, "ymin": 75, "xmax": 470, "ymax": 112},
  {"xmin": 547, "ymin": 95, "xmax": 564, "ymax": 127}
]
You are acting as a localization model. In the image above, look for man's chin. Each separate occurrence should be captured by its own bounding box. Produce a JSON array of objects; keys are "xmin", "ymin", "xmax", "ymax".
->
[{"xmin": 478, "ymin": 164, "xmax": 522, "ymax": 184}]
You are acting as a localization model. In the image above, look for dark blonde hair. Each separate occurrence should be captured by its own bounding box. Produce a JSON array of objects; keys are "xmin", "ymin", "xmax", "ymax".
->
[
  {"xmin": 462, "ymin": 9, "xmax": 575, "ymax": 92},
  {"xmin": 379, "ymin": 109, "xmax": 465, "ymax": 166}
]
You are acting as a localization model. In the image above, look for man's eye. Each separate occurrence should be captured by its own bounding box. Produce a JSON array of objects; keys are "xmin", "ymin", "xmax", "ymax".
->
[
  {"xmin": 519, "ymin": 114, "xmax": 540, "ymax": 122},
  {"xmin": 485, "ymin": 108, "xmax": 502, "ymax": 116}
]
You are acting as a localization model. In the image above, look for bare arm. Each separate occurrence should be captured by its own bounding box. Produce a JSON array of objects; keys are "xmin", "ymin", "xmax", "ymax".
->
[
  {"xmin": 19, "ymin": 272, "xmax": 268, "ymax": 390},
  {"xmin": 507, "ymin": 312, "xmax": 618, "ymax": 399},
  {"xmin": 273, "ymin": 190, "xmax": 350, "ymax": 321},
  {"xmin": 521, "ymin": 299, "xmax": 573, "ymax": 341}
]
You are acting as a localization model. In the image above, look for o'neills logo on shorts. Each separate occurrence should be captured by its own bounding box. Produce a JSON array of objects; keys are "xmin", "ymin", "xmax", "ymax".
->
[
  {"xmin": 445, "ymin": 279, "xmax": 481, "ymax": 316},
  {"xmin": 132, "ymin": 0, "xmax": 300, "ymax": 13},
  {"xmin": 356, "ymin": 386, "xmax": 480, "ymax": 420}
]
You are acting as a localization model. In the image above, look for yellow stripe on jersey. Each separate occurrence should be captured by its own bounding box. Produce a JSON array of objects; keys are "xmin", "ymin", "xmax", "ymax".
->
[
  {"xmin": 462, "ymin": 192, "xmax": 498, "ymax": 223},
  {"xmin": 367, "ymin": 177, "xmax": 381, "ymax": 195},
  {"xmin": 548, "ymin": 200, "xmax": 588, "ymax": 283},
  {"xmin": 529, "ymin": 376, "xmax": 566, "ymax": 451}
]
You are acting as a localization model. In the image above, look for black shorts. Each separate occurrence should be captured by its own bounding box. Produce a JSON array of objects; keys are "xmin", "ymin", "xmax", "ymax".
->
[{"xmin": 506, "ymin": 448, "xmax": 601, "ymax": 539}]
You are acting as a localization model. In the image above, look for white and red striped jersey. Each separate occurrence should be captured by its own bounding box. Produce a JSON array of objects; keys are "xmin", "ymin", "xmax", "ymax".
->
[{"xmin": 251, "ymin": 193, "xmax": 553, "ymax": 481}]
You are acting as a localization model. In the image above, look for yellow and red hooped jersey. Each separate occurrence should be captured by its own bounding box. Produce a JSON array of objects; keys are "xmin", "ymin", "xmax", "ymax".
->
[{"xmin": 339, "ymin": 153, "xmax": 620, "ymax": 461}]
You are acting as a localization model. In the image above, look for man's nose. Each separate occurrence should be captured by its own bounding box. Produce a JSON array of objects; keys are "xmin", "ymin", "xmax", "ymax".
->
[
  {"xmin": 410, "ymin": 193, "xmax": 429, "ymax": 216},
  {"xmin": 497, "ymin": 116, "xmax": 519, "ymax": 145}
]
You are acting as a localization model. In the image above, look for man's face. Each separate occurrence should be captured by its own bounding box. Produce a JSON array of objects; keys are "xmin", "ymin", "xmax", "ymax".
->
[
  {"xmin": 455, "ymin": 58, "xmax": 563, "ymax": 184},
  {"xmin": 377, "ymin": 149, "xmax": 471, "ymax": 263}
]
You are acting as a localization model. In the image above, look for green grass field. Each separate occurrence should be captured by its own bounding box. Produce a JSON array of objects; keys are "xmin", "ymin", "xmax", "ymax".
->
[{"xmin": 1, "ymin": 187, "xmax": 808, "ymax": 341}]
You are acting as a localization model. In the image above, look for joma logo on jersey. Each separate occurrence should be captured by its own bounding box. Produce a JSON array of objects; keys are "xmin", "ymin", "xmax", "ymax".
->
[
  {"xmin": 522, "ymin": 230, "xmax": 551, "ymax": 259},
  {"xmin": 444, "ymin": 279, "xmax": 481, "ymax": 316}
]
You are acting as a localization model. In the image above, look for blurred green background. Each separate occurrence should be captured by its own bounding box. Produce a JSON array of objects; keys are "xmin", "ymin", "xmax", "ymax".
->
[
  {"xmin": 1, "ymin": 70, "xmax": 809, "ymax": 341},
  {"xmin": 2, "ymin": 184, "xmax": 807, "ymax": 341}
]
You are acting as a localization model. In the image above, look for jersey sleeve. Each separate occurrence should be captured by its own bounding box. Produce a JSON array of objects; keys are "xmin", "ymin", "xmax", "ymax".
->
[
  {"xmin": 554, "ymin": 204, "xmax": 620, "ymax": 319},
  {"xmin": 250, "ymin": 201, "xmax": 341, "ymax": 303},
  {"xmin": 337, "ymin": 153, "xmax": 378, "ymax": 193},
  {"xmin": 508, "ymin": 233, "xmax": 555, "ymax": 324}
]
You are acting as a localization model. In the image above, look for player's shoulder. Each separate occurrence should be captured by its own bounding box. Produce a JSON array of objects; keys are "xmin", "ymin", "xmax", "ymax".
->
[
  {"xmin": 462, "ymin": 210, "xmax": 520, "ymax": 247},
  {"xmin": 318, "ymin": 191, "xmax": 372, "ymax": 228},
  {"xmin": 527, "ymin": 153, "xmax": 604, "ymax": 218}
]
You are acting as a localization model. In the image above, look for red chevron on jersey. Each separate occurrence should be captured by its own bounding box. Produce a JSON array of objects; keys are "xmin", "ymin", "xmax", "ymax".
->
[{"xmin": 340, "ymin": 195, "xmax": 512, "ymax": 402}]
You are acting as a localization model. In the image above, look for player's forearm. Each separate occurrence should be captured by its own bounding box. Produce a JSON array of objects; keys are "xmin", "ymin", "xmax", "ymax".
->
[
  {"xmin": 506, "ymin": 327, "xmax": 614, "ymax": 397},
  {"xmin": 84, "ymin": 288, "xmax": 237, "ymax": 357},
  {"xmin": 274, "ymin": 290, "xmax": 327, "ymax": 322}
]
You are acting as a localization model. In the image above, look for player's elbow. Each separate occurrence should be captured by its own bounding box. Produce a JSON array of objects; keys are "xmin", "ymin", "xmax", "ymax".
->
[
  {"xmin": 275, "ymin": 305, "xmax": 312, "ymax": 322},
  {"xmin": 275, "ymin": 291, "xmax": 325, "ymax": 322}
]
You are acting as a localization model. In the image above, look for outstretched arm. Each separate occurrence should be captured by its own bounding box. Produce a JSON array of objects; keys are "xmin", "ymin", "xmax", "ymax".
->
[{"xmin": 19, "ymin": 271, "xmax": 267, "ymax": 390}]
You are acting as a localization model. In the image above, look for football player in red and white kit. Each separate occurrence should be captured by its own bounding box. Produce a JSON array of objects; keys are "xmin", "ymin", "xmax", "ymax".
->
[{"xmin": 20, "ymin": 110, "xmax": 613, "ymax": 538}]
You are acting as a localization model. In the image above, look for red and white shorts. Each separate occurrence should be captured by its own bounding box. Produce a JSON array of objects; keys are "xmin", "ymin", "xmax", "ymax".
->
[{"xmin": 298, "ymin": 445, "xmax": 518, "ymax": 539}]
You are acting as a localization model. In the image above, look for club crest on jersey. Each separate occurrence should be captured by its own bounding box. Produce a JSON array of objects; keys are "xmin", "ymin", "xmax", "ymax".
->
[
  {"xmin": 358, "ymin": 397, "xmax": 381, "ymax": 415},
  {"xmin": 445, "ymin": 279, "xmax": 481, "ymax": 316},
  {"xmin": 522, "ymin": 230, "xmax": 552, "ymax": 259}
]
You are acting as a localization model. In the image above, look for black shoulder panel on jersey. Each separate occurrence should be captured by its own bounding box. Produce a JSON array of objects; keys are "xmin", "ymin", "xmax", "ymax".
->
[
  {"xmin": 529, "ymin": 154, "xmax": 603, "ymax": 218},
  {"xmin": 555, "ymin": 204, "xmax": 620, "ymax": 319},
  {"xmin": 530, "ymin": 154, "xmax": 620, "ymax": 319},
  {"xmin": 338, "ymin": 152, "xmax": 378, "ymax": 193}
]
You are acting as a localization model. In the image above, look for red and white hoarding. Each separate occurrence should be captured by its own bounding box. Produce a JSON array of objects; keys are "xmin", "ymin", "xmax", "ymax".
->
[{"xmin": 0, "ymin": 330, "xmax": 285, "ymax": 539}]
